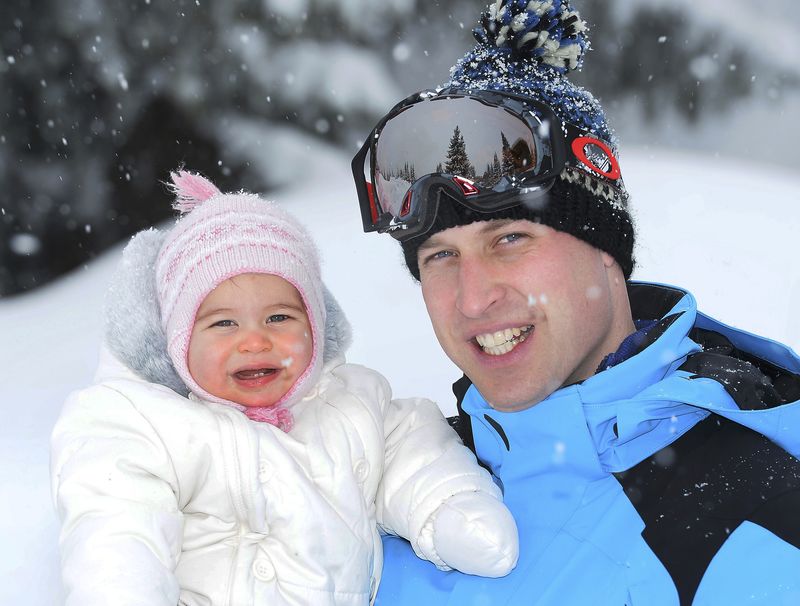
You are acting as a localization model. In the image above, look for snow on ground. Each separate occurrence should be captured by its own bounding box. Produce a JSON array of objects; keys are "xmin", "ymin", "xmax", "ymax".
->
[{"xmin": 1, "ymin": 146, "xmax": 797, "ymax": 604}]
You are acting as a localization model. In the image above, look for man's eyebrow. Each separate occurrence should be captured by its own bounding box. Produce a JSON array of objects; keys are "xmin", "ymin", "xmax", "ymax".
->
[
  {"xmin": 417, "ymin": 219, "xmax": 522, "ymax": 253},
  {"xmin": 417, "ymin": 234, "xmax": 438, "ymax": 252},
  {"xmin": 477, "ymin": 219, "xmax": 518, "ymax": 234}
]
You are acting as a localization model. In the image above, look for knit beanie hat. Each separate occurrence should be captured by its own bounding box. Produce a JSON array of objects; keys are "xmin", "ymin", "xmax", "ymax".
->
[
  {"xmin": 401, "ymin": 0, "xmax": 635, "ymax": 280},
  {"xmin": 154, "ymin": 170, "xmax": 325, "ymax": 431}
]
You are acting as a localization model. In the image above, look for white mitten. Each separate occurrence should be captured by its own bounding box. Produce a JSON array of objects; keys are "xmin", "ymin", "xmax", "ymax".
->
[{"xmin": 431, "ymin": 490, "xmax": 519, "ymax": 577}]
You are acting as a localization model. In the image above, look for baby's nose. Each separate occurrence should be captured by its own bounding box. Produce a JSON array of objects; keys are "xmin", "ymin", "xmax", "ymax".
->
[{"xmin": 238, "ymin": 329, "xmax": 272, "ymax": 353}]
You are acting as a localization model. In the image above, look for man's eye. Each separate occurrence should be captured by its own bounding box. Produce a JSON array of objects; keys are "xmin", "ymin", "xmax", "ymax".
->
[
  {"xmin": 499, "ymin": 232, "xmax": 526, "ymax": 244},
  {"xmin": 267, "ymin": 314, "xmax": 290, "ymax": 323},
  {"xmin": 422, "ymin": 249, "xmax": 456, "ymax": 265}
]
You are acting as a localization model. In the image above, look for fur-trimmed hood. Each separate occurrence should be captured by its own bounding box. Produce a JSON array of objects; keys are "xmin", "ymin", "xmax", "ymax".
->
[{"xmin": 102, "ymin": 228, "xmax": 352, "ymax": 396}]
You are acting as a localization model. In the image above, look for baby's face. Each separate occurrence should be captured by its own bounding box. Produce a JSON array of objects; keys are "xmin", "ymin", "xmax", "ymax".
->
[{"xmin": 187, "ymin": 273, "xmax": 313, "ymax": 408}]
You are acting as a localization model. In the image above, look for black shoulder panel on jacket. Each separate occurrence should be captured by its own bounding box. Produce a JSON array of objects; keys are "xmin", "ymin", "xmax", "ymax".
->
[
  {"xmin": 449, "ymin": 374, "xmax": 476, "ymax": 453},
  {"xmin": 680, "ymin": 327, "xmax": 800, "ymax": 409},
  {"xmin": 627, "ymin": 283, "xmax": 686, "ymax": 320},
  {"xmin": 615, "ymin": 415, "xmax": 800, "ymax": 605}
]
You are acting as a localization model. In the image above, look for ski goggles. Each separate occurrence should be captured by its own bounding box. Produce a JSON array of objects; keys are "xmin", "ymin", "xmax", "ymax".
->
[{"xmin": 353, "ymin": 88, "xmax": 626, "ymax": 242}]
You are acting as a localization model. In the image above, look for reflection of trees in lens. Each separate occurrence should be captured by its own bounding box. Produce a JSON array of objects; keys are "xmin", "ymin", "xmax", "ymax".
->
[
  {"xmin": 481, "ymin": 152, "xmax": 503, "ymax": 188},
  {"xmin": 386, "ymin": 162, "xmax": 416, "ymax": 182},
  {"xmin": 501, "ymin": 132, "xmax": 516, "ymax": 175},
  {"xmin": 444, "ymin": 126, "xmax": 475, "ymax": 179}
]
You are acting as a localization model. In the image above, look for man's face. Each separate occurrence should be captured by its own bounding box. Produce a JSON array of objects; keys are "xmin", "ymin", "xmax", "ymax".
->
[{"xmin": 418, "ymin": 219, "xmax": 628, "ymax": 411}]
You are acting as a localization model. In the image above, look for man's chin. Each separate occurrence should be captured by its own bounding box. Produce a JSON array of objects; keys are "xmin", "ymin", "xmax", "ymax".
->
[
  {"xmin": 477, "ymin": 386, "xmax": 542, "ymax": 412},
  {"xmin": 473, "ymin": 376, "xmax": 563, "ymax": 412}
]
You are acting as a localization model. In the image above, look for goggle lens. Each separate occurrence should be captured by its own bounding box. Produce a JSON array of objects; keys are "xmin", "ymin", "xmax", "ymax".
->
[{"xmin": 371, "ymin": 96, "xmax": 553, "ymax": 219}]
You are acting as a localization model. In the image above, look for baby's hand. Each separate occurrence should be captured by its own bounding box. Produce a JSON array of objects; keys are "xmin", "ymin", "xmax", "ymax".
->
[{"xmin": 431, "ymin": 491, "xmax": 519, "ymax": 577}]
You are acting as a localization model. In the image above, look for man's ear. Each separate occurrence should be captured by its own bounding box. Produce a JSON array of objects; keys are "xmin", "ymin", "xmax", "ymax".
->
[{"xmin": 601, "ymin": 251, "xmax": 616, "ymax": 268}]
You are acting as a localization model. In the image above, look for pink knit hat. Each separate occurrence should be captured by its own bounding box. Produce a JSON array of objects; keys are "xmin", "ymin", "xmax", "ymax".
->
[{"xmin": 154, "ymin": 170, "xmax": 326, "ymax": 432}]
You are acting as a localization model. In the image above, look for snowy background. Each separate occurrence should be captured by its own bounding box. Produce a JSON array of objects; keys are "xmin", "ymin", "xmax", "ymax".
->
[{"xmin": 2, "ymin": 0, "xmax": 799, "ymax": 603}]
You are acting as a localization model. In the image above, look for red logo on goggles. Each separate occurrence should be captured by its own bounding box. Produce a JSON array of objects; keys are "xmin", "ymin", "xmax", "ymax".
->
[{"xmin": 571, "ymin": 136, "xmax": 621, "ymax": 180}]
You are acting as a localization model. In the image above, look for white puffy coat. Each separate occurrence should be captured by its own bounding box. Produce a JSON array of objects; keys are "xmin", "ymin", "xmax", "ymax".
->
[
  {"xmin": 50, "ymin": 229, "xmax": 517, "ymax": 605},
  {"xmin": 51, "ymin": 348, "xmax": 502, "ymax": 606}
]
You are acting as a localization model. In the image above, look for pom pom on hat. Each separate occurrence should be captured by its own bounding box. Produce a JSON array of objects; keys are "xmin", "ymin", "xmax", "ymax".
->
[
  {"xmin": 169, "ymin": 169, "xmax": 223, "ymax": 213},
  {"xmin": 155, "ymin": 170, "xmax": 326, "ymax": 431},
  {"xmin": 474, "ymin": 0, "xmax": 589, "ymax": 71}
]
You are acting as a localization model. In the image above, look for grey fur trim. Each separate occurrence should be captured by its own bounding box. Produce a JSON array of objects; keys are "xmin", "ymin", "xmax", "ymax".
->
[
  {"xmin": 104, "ymin": 227, "xmax": 351, "ymax": 393},
  {"xmin": 322, "ymin": 284, "xmax": 352, "ymax": 362},
  {"xmin": 104, "ymin": 229, "xmax": 188, "ymax": 394}
]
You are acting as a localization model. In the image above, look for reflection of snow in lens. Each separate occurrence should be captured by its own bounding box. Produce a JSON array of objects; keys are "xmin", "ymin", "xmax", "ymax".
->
[
  {"xmin": 584, "ymin": 143, "xmax": 611, "ymax": 173},
  {"xmin": 10, "ymin": 233, "xmax": 41, "ymax": 255}
]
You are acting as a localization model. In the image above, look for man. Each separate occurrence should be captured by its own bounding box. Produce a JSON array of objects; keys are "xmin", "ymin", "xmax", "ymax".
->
[{"xmin": 352, "ymin": 2, "xmax": 800, "ymax": 604}]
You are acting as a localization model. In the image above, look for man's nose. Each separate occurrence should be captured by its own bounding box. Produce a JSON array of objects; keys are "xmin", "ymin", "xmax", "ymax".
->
[
  {"xmin": 237, "ymin": 328, "xmax": 273, "ymax": 353},
  {"xmin": 455, "ymin": 256, "xmax": 504, "ymax": 318}
]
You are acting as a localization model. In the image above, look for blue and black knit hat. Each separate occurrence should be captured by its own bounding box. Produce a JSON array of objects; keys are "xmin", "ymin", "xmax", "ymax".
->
[{"xmin": 401, "ymin": 0, "xmax": 635, "ymax": 279}]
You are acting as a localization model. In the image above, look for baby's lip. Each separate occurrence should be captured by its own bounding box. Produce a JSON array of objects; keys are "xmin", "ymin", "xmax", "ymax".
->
[{"xmin": 232, "ymin": 367, "xmax": 278, "ymax": 380}]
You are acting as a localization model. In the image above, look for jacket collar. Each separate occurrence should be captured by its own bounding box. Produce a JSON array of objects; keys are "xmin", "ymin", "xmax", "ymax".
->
[
  {"xmin": 463, "ymin": 284, "xmax": 707, "ymax": 477},
  {"xmin": 465, "ymin": 282, "xmax": 800, "ymax": 478}
]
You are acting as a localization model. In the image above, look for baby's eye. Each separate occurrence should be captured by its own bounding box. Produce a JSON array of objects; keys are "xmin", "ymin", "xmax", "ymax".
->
[
  {"xmin": 211, "ymin": 319, "xmax": 236, "ymax": 328},
  {"xmin": 266, "ymin": 314, "xmax": 290, "ymax": 323}
]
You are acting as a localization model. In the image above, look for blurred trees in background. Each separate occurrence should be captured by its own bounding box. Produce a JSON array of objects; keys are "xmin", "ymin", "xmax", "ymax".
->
[{"xmin": 1, "ymin": 0, "xmax": 798, "ymax": 296}]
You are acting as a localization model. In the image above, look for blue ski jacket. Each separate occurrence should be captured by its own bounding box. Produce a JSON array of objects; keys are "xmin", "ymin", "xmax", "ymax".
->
[{"xmin": 377, "ymin": 282, "xmax": 800, "ymax": 605}]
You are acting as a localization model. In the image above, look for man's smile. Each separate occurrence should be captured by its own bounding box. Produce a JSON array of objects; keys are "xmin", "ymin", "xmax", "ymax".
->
[{"xmin": 474, "ymin": 325, "xmax": 533, "ymax": 356}]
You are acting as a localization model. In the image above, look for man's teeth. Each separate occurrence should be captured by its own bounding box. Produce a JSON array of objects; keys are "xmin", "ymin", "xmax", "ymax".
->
[{"xmin": 475, "ymin": 326, "xmax": 532, "ymax": 356}]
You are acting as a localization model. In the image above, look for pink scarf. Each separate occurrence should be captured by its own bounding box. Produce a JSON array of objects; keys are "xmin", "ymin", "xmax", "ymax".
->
[{"xmin": 241, "ymin": 405, "xmax": 294, "ymax": 433}]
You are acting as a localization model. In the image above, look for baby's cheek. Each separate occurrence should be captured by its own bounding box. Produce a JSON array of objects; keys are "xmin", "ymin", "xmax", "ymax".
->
[
  {"xmin": 188, "ymin": 337, "xmax": 224, "ymax": 388},
  {"xmin": 287, "ymin": 334, "xmax": 313, "ymax": 373}
]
